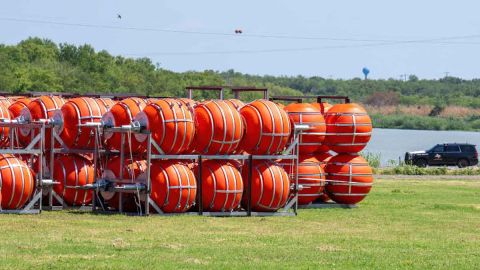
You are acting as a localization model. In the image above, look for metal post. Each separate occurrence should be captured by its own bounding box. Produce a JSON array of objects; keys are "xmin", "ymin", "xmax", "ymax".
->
[
  {"xmin": 197, "ymin": 155, "xmax": 203, "ymax": 215},
  {"xmin": 145, "ymin": 132, "xmax": 152, "ymax": 216},
  {"xmin": 247, "ymin": 154, "xmax": 253, "ymax": 216}
]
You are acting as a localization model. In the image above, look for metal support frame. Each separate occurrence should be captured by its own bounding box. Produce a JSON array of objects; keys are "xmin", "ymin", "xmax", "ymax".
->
[
  {"xmin": 0, "ymin": 121, "xmax": 51, "ymax": 214},
  {"xmin": 43, "ymin": 121, "xmax": 102, "ymax": 211},
  {"xmin": 270, "ymin": 95, "xmax": 350, "ymax": 104}
]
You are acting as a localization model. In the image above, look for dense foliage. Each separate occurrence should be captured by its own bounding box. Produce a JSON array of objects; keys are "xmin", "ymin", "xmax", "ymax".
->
[{"xmin": 0, "ymin": 38, "xmax": 479, "ymax": 130}]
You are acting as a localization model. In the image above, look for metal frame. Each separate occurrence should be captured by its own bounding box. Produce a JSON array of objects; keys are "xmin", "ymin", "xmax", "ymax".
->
[
  {"xmin": 43, "ymin": 121, "xmax": 102, "ymax": 211},
  {"xmin": 0, "ymin": 120, "xmax": 51, "ymax": 214}
]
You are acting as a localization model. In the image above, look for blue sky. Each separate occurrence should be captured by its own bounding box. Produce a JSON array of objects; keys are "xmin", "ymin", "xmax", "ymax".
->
[{"xmin": 1, "ymin": 0, "xmax": 480, "ymax": 79}]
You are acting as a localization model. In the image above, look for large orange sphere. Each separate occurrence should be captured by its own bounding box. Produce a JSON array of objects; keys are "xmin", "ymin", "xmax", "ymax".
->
[
  {"xmin": 325, "ymin": 103, "xmax": 372, "ymax": 153},
  {"xmin": 103, "ymin": 97, "xmax": 147, "ymax": 153},
  {"xmin": 325, "ymin": 154, "xmax": 373, "ymax": 204},
  {"xmin": 284, "ymin": 103, "xmax": 326, "ymax": 154},
  {"xmin": 239, "ymin": 100, "xmax": 291, "ymax": 154},
  {"xmin": 193, "ymin": 100, "xmax": 244, "ymax": 154},
  {"xmin": 102, "ymin": 157, "xmax": 147, "ymax": 212},
  {"xmin": 0, "ymin": 104, "xmax": 10, "ymax": 148},
  {"xmin": 314, "ymin": 152, "xmax": 333, "ymax": 170},
  {"xmin": 8, "ymin": 98, "xmax": 31, "ymax": 118},
  {"xmin": 281, "ymin": 155, "xmax": 325, "ymax": 205},
  {"xmin": 196, "ymin": 160, "xmax": 243, "ymax": 212},
  {"xmin": 134, "ymin": 99, "xmax": 195, "ymax": 154},
  {"xmin": 52, "ymin": 154, "xmax": 95, "ymax": 206},
  {"xmin": 0, "ymin": 96, "xmax": 12, "ymax": 108},
  {"xmin": 18, "ymin": 96, "xmax": 66, "ymax": 148},
  {"xmin": 150, "ymin": 160, "xmax": 197, "ymax": 213},
  {"xmin": 54, "ymin": 97, "xmax": 108, "ymax": 149},
  {"xmin": 0, "ymin": 154, "xmax": 35, "ymax": 209},
  {"xmin": 242, "ymin": 160, "xmax": 290, "ymax": 212}
]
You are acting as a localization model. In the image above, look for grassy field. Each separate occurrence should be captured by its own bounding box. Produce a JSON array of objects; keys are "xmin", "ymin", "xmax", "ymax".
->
[{"xmin": 1, "ymin": 177, "xmax": 479, "ymax": 269}]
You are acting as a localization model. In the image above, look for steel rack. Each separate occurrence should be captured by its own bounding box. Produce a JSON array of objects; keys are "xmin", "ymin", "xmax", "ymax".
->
[{"xmin": 0, "ymin": 120, "xmax": 52, "ymax": 214}]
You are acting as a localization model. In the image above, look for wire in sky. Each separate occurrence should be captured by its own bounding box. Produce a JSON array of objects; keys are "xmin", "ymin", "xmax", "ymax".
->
[{"xmin": 2, "ymin": 17, "xmax": 480, "ymax": 43}]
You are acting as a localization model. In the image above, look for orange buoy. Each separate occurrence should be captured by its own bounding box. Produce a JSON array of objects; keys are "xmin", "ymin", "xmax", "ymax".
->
[
  {"xmin": 281, "ymin": 155, "xmax": 325, "ymax": 205},
  {"xmin": 96, "ymin": 97, "xmax": 116, "ymax": 110},
  {"xmin": 52, "ymin": 154, "xmax": 95, "ymax": 206},
  {"xmin": 325, "ymin": 154, "xmax": 373, "ymax": 204},
  {"xmin": 193, "ymin": 100, "xmax": 244, "ymax": 154},
  {"xmin": 324, "ymin": 103, "xmax": 372, "ymax": 153},
  {"xmin": 134, "ymin": 98, "xmax": 195, "ymax": 154},
  {"xmin": 53, "ymin": 97, "xmax": 108, "ymax": 149},
  {"xmin": 225, "ymin": 99, "xmax": 245, "ymax": 111},
  {"xmin": 102, "ymin": 97, "xmax": 147, "ymax": 153},
  {"xmin": 8, "ymin": 98, "xmax": 31, "ymax": 118},
  {"xmin": 150, "ymin": 160, "xmax": 197, "ymax": 213},
  {"xmin": 196, "ymin": 160, "xmax": 243, "ymax": 212},
  {"xmin": 0, "ymin": 154, "xmax": 35, "ymax": 209},
  {"xmin": 18, "ymin": 95, "xmax": 66, "ymax": 148},
  {"xmin": 239, "ymin": 100, "xmax": 291, "ymax": 154},
  {"xmin": 284, "ymin": 103, "xmax": 326, "ymax": 154},
  {"xmin": 0, "ymin": 104, "xmax": 10, "ymax": 148},
  {"xmin": 242, "ymin": 160, "xmax": 290, "ymax": 212},
  {"xmin": 101, "ymin": 157, "xmax": 147, "ymax": 211}
]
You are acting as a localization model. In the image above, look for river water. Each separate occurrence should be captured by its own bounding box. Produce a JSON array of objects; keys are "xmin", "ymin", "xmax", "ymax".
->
[{"xmin": 362, "ymin": 128, "xmax": 480, "ymax": 166}]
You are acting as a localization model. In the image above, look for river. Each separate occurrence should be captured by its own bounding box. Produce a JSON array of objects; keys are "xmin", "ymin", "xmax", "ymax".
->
[{"xmin": 362, "ymin": 128, "xmax": 480, "ymax": 166}]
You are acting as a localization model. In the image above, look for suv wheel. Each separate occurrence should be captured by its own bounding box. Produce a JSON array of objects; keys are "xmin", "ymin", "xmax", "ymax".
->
[
  {"xmin": 457, "ymin": 159, "xmax": 469, "ymax": 168},
  {"xmin": 414, "ymin": 159, "xmax": 427, "ymax": 167}
]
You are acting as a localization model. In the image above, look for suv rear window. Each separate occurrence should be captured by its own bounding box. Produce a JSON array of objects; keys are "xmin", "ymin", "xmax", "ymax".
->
[
  {"xmin": 460, "ymin": 145, "xmax": 476, "ymax": 152},
  {"xmin": 445, "ymin": 145, "xmax": 460, "ymax": 152}
]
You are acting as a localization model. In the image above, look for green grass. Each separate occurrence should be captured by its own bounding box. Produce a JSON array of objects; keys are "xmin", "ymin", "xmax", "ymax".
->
[{"xmin": 1, "ymin": 177, "xmax": 479, "ymax": 269}]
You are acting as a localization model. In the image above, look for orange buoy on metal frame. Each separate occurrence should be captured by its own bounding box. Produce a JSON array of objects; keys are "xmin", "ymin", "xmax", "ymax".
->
[
  {"xmin": 325, "ymin": 154, "xmax": 373, "ymax": 204},
  {"xmin": 0, "ymin": 104, "xmax": 10, "ymax": 148},
  {"xmin": 281, "ymin": 155, "xmax": 325, "ymax": 205},
  {"xmin": 324, "ymin": 103, "xmax": 372, "ymax": 153},
  {"xmin": 53, "ymin": 97, "xmax": 108, "ymax": 149},
  {"xmin": 241, "ymin": 160, "xmax": 290, "ymax": 212},
  {"xmin": 178, "ymin": 98, "xmax": 197, "ymax": 113},
  {"xmin": 52, "ymin": 154, "xmax": 95, "ymax": 206},
  {"xmin": 102, "ymin": 97, "xmax": 147, "ymax": 153},
  {"xmin": 18, "ymin": 95, "xmax": 66, "ymax": 148},
  {"xmin": 196, "ymin": 160, "xmax": 243, "ymax": 212},
  {"xmin": 239, "ymin": 100, "xmax": 291, "ymax": 155},
  {"xmin": 0, "ymin": 154, "xmax": 35, "ymax": 209},
  {"xmin": 150, "ymin": 160, "xmax": 197, "ymax": 213},
  {"xmin": 8, "ymin": 98, "xmax": 31, "ymax": 118},
  {"xmin": 284, "ymin": 103, "xmax": 326, "ymax": 154},
  {"xmin": 314, "ymin": 152, "xmax": 333, "ymax": 202},
  {"xmin": 134, "ymin": 98, "xmax": 195, "ymax": 154},
  {"xmin": 193, "ymin": 100, "xmax": 244, "ymax": 154},
  {"xmin": 101, "ymin": 156, "xmax": 147, "ymax": 212}
]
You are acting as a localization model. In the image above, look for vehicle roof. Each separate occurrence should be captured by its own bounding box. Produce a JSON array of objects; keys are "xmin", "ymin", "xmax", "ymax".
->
[{"xmin": 435, "ymin": 143, "xmax": 476, "ymax": 146}]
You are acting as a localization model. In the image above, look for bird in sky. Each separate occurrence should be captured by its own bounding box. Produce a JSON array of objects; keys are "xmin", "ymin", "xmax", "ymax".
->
[
  {"xmin": 234, "ymin": 29, "xmax": 243, "ymax": 34},
  {"xmin": 117, "ymin": 14, "xmax": 122, "ymax": 19}
]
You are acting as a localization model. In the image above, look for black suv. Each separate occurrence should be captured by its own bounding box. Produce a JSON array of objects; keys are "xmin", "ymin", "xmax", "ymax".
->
[{"xmin": 405, "ymin": 143, "xmax": 478, "ymax": 168}]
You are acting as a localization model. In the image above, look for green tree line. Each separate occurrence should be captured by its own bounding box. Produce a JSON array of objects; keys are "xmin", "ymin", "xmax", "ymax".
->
[{"xmin": 1, "ymin": 37, "xmax": 480, "ymax": 112}]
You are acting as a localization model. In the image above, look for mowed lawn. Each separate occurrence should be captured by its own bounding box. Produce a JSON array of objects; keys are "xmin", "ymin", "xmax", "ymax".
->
[{"xmin": 1, "ymin": 177, "xmax": 479, "ymax": 269}]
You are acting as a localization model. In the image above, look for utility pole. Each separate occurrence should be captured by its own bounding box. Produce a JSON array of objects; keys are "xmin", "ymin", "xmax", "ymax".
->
[{"xmin": 444, "ymin": 72, "xmax": 450, "ymax": 78}]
